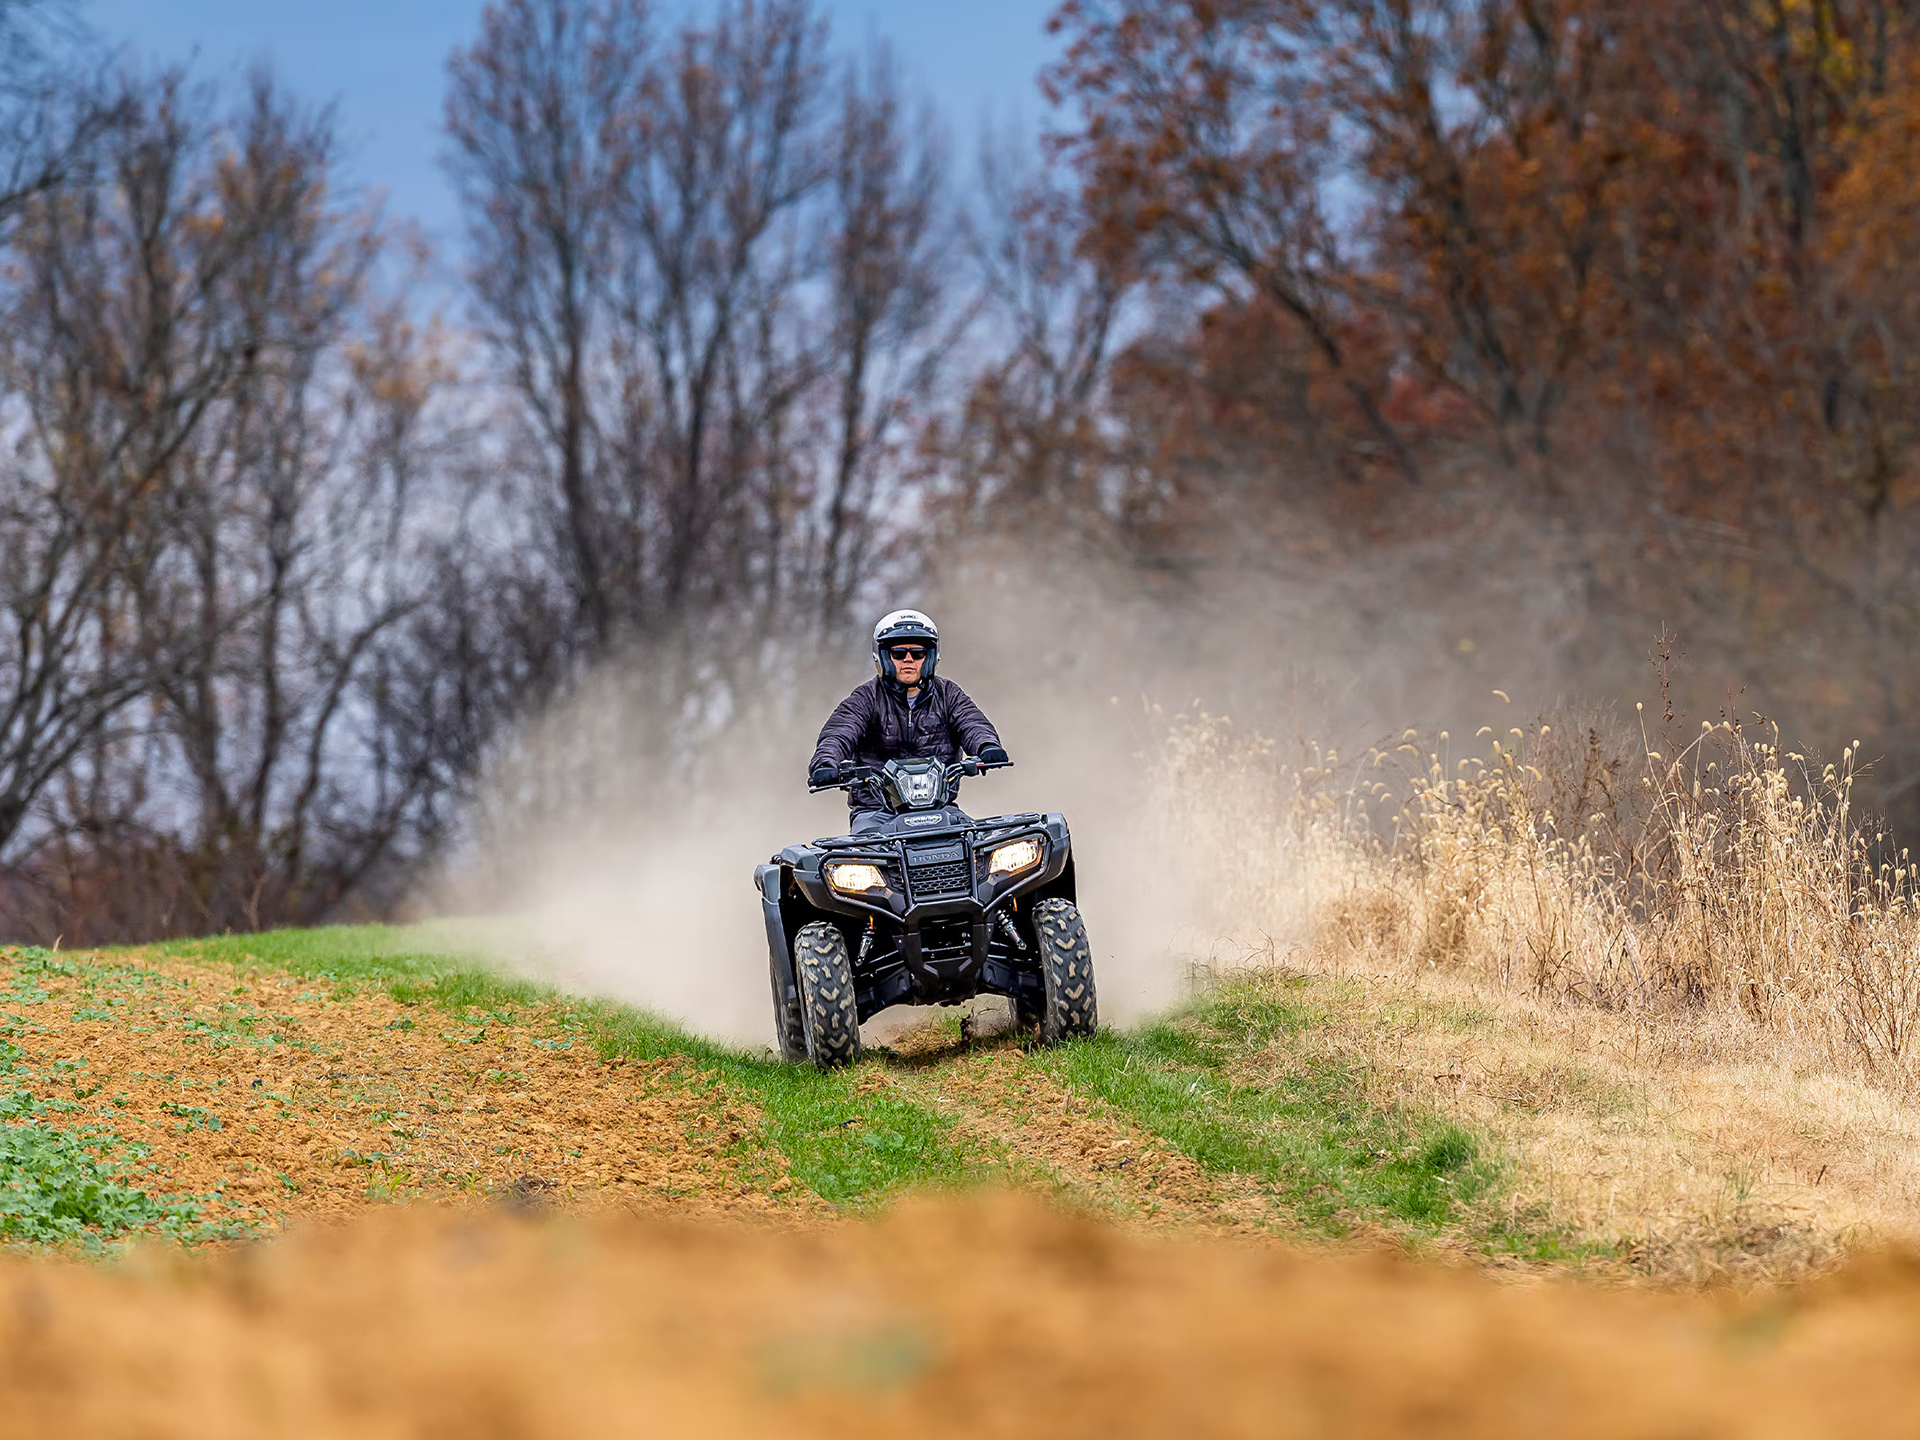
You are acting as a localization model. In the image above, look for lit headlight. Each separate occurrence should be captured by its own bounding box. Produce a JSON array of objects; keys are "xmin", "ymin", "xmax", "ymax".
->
[
  {"xmin": 988, "ymin": 837, "xmax": 1043, "ymax": 877},
  {"xmin": 826, "ymin": 861, "xmax": 887, "ymax": 894}
]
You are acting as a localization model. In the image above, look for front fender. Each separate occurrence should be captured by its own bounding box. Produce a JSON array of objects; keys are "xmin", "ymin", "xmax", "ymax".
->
[{"xmin": 756, "ymin": 864, "xmax": 800, "ymax": 1012}]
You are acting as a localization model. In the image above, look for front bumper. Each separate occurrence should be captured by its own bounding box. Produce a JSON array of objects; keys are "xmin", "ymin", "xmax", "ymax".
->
[{"xmin": 786, "ymin": 813, "xmax": 1071, "ymax": 925}]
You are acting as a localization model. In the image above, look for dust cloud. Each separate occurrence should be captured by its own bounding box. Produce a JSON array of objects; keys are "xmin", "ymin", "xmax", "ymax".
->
[{"xmin": 436, "ymin": 535, "xmax": 1590, "ymax": 1050}]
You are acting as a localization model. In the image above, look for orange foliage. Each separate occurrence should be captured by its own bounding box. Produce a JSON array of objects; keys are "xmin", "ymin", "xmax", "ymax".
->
[{"xmin": 1045, "ymin": 0, "xmax": 1920, "ymax": 526}]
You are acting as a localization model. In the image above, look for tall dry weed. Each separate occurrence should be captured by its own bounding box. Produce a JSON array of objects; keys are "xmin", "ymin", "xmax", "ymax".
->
[{"xmin": 1150, "ymin": 704, "xmax": 1920, "ymax": 1088}]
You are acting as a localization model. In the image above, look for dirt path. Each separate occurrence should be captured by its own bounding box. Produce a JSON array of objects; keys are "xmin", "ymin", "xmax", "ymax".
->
[
  {"xmin": 0, "ymin": 949, "xmax": 819, "ymax": 1231},
  {"xmin": 879, "ymin": 1018, "xmax": 1276, "ymax": 1232}
]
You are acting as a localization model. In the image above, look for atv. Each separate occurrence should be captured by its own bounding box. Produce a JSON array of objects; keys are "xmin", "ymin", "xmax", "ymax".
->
[{"xmin": 756, "ymin": 755, "xmax": 1097, "ymax": 1069}]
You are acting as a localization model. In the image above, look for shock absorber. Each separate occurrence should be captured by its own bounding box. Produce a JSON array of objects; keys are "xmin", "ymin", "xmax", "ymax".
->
[{"xmin": 995, "ymin": 909, "xmax": 1028, "ymax": 953}]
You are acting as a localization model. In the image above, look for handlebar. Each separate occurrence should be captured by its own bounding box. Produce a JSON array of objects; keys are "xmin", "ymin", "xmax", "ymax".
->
[{"xmin": 807, "ymin": 755, "xmax": 1012, "ymax": 794}]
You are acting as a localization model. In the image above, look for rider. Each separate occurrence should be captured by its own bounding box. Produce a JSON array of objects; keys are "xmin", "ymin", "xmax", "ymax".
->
[{"xmin": 809, "ymin": 609, "xmax": 1009, "ymax": 829}]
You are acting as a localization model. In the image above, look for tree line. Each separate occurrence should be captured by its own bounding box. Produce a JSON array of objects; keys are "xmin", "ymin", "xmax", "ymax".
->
[{"xmin": 8, "ymin": 0, "xmax": 1920, "ymax": 941}]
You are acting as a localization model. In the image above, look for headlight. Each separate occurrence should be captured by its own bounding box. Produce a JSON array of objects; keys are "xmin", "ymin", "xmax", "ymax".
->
[
  {"xmin": 826, "ymin": 861, "xmax": 887, "ymax": 894},
  {"xmin": 988, "ymin": 837, "xmax": 1043, "ymax": 877}
]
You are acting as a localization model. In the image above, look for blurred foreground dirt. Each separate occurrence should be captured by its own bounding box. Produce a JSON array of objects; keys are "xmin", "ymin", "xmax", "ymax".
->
[{"xmin": 5, "ymin": 1194, "xmax": 1920, "ymax": 1438}]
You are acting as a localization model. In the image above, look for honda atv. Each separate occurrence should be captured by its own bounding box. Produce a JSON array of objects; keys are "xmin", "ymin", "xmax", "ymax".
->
[{"xmin": 755, "ymin": 756, "xmax": 1097, "ymax": 1069}]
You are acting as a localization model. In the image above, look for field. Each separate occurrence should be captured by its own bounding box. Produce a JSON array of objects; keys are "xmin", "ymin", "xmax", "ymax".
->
[
  {"xmin": 6, "ymin": 924, "xmax": 1920, "ymax": 1435},
  {"xmin": 0, "ymin": 927, "xmax": 1536, "ymax": 1254},
  {"xmin": 11, "ymin": 699, "xmax": 1920, "ymax": 1436}
]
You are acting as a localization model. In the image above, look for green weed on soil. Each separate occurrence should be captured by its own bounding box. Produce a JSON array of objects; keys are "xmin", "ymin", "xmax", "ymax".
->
[
  {"xmin": 0, "ymin": 949, "xmax": 225, "ymax": 1249},
  {"xmin": 160, "ymin": 926, "xmax": 992, "ymax": 1209}
]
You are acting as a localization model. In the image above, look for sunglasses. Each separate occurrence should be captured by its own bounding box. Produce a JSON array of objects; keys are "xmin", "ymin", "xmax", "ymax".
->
[{"xmin": 887, "ymin": 646, "xmax": 928, "ymax": 661}]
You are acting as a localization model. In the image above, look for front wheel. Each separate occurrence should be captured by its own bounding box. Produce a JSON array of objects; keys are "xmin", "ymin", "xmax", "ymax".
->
[
  {"xmin": 793, "ymin": 921, "xmax": 862, "ymax": 1069},
  {"xmin": 1032, "ymin": 898, "xmax": 1098, "ymax": 1044}
]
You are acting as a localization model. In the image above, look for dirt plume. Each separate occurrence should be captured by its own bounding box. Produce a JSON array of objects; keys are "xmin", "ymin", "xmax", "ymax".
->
[
  {"xmin": 9, "ymin": 1192, "xmax": 1920, "ymax": 1437},
  {"xmin": 439, "ymin": 662, "xmax": 833, "ymax": 1047},
  {"xmin": 434, "ymin": 554, "xmax": 1292, "ymax": 1045}
]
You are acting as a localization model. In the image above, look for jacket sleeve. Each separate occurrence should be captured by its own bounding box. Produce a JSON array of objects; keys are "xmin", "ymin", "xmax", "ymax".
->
[
  {"xmin": 943, "ymin": 680, "xmax": 1003, "ymax": 756},
  {"xmin": 810, "ymin": 685, "xmax": 874, "ymax": 775}
]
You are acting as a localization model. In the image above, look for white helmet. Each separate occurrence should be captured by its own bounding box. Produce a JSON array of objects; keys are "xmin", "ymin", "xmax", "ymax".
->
[{"xmin": 872, "ymin": 609, "xmax": 939, "ymax": 683}]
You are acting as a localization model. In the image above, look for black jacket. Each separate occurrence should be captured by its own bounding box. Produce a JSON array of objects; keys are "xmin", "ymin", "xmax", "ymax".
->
[{"xmin": 810, "ymin": 675, "xmax": 1003, "ymax": 814}]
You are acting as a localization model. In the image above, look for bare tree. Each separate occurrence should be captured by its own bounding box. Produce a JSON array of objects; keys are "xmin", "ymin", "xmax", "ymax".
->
[
  {"xmin": 928, "ymin": 128, "xmax": 1131, "ymax": 541},
  {"xmin": 810, "ymin": 43, "xmax": 956, "ymax": 628},
  {"xmin": 0, "ymin": 72, "xmax": 243, "ymax": 858},
  {"xmin": 445, "ymin": 0, "xmax": 646, "ymax": 649},
  {"xmin": 442, "ymin": 0, "xmax": 956, "ymax": 744},
  {"xmin": 0, "ymin": 69, "xmax": 453, "ymax": 940},
  {"xmin": 136, "ymin": 77, "xmax": 445, "ymax": 929},
  {"xmin": 0, "ymin": 1, "xmax": 102, "ymax": 228}
]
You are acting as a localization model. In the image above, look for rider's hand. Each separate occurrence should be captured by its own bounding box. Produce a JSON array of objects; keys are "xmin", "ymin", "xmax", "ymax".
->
[
  {"xmin": 978, "ymin": 744, "xmax": 1009, "ymax": 765},
  {"xmin": 810, "ymin": 762, "xmax": 840, "ymax": 788}
]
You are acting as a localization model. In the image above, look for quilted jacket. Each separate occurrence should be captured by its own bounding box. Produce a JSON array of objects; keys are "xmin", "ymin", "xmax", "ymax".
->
[{"xmin": 808, "ymin": 676, "xmax": 1002, "ymax": 815}]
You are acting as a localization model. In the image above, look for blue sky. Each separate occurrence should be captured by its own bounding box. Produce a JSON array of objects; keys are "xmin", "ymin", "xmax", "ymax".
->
[{"xmin": 82, "ymin": 1, "xmax": 1063, "ymax": 248}]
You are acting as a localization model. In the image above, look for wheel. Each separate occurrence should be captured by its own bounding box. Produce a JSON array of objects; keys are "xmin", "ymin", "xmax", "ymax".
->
[
  {"xmin": 1011, "ymin": 992, "xmax": 1042, "ymax": 1033},
  {"xmin": 769, "ymin": 943, "xmax": 807, "ymax": 1064},
  {"xmin": 793, "ymin": 921, "xmax": 862, "ymax": 1069},
  {"xmin": 1032, "ymin": 898, "xmax": 1098, "ymax": 1044}
]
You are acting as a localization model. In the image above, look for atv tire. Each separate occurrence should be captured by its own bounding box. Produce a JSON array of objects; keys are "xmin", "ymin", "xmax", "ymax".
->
[
  {"xmin": 1032, "ymin": 898, "xmax": 1098, "ymax": 1044},
  {"xmin": 793, "ymin": 921, "xmax": 862, "ymax": 1069},
  {"xmin": 769, "ymin": 946, "xmax": 807, "ymax": 1064},
  {"xmin": 1011, "ymin": 993, "xmax": 1042, "ymax": 1033}
]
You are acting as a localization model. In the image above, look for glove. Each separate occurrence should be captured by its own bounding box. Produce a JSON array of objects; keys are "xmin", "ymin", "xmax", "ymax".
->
[
  {"xmin": 978, "ymin": 744, "xmax": 1009, "ymax": 765},
  {"xmin": 809, "ymin": 762, "xmax": 840, "ymax": 787}
]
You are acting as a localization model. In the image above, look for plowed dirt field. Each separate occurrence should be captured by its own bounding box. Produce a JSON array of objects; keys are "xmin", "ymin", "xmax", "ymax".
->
[{"xmin": 0, "ymin": 945, "xmax": 815, "ymax": 1231}]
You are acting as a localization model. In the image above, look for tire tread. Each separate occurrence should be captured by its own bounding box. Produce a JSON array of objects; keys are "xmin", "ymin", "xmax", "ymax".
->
[
  {"xmin": 1032, "ymin": 898, "xmax": 1098, "ymax": 1044},
  {"xmin": 793, "ymin": 921, "xmax": 862, "ymax": 1069}
]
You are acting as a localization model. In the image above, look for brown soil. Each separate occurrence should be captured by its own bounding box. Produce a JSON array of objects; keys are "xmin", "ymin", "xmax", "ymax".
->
[
  {"xmin": 6, "ymin": 1192, "xmax": 1920, "ymax": 1438},
  {"xmin": 883, "ymin": 1026, "xmax": 1271, "ymax": 1229},
  {"xmin": 0, "ymin": 950, "xmax": 817, "ymax": 1228}
]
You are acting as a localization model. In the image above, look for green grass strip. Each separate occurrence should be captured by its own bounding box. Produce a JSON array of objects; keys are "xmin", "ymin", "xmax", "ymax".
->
[{"xmin": 1028, "ymin": 974, "xmax": 1604, "ymax": 1260}]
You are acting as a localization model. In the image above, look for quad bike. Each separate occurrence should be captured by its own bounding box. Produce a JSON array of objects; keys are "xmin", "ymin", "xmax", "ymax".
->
[{"xmin": 755, "ymin": 755, "xmax": 1098, "ymax": 1069}]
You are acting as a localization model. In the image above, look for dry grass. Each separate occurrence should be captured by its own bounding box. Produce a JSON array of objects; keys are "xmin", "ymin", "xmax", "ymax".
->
[{"xmin": 1149, "ymin": 701, "xmax": 1920, "ymax": 1278}]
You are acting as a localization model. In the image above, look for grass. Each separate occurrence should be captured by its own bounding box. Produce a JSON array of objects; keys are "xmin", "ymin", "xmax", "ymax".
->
[
  {"xmin": 143, "ymin": 924, "xmax": 1575, "ymax": 1257},
  {"xmin": 1029, "ymin": 973, "xmax": 1607, "ymax": 1261}
]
